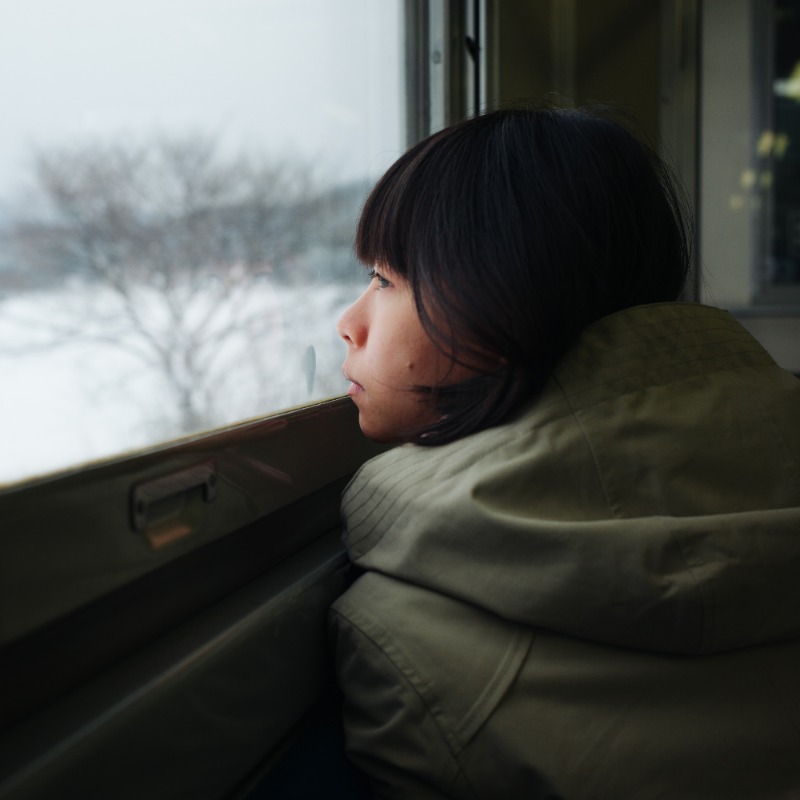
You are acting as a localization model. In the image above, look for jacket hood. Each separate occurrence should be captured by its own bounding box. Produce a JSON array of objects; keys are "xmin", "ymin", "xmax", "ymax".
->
[{"xmin": 341, "ymin": 304, "xmax": 800, "ymax": 656}]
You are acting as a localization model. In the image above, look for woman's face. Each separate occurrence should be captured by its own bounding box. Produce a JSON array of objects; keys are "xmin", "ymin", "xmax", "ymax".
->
[{"xmin": 337, "ymin": 265, "xmax": 472, "ymax": 442}]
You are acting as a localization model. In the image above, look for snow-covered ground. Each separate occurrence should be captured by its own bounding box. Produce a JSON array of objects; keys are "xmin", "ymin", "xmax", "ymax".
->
[{"xmin": 0, "ymin": 278, "xmax": 360, "ymax": 487}]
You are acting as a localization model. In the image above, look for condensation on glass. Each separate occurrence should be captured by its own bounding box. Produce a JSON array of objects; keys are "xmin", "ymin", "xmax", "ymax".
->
[{"xmin": 0, "ymin": 1, "xmax": 402, "ymax": 486}]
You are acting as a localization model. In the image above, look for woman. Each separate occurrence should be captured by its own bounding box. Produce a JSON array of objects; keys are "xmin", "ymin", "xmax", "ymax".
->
[{"xmin": 330, "ymin": 107, "xmax": 800, "ymax": 798}]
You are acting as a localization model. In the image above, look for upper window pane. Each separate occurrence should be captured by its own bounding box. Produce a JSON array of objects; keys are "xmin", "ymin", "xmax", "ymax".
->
[{"xmin": 0, "ymin": 0, "xmax": 403, "ymax": 487}]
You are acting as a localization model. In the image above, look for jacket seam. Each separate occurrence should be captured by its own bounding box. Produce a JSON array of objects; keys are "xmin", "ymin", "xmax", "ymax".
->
[
  {"xmin": 331, "ymin": 607, "xmax": 481, "ymax": 798},
  {"xmin": 553, "ymin": 374, "xmax": 621, "ymax": 519}
]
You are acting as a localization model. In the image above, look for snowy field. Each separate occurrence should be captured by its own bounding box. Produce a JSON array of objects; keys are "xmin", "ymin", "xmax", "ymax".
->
[{"xmin": 0, "ymin": 278, "xmax": 360, "ymax": 487}]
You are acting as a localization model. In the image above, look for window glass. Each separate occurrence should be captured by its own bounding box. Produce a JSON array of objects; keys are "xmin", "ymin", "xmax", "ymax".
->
[
  {"xmin": 699, "ymin": 0, "xmax": 800, "ymax": 373},
  {"xmin": 762, "ymin": 0, "xmax": 800, "ymax": 302},
  {"xmin": 0, "ymin": 0, "xmax": 402, "ymax": 486}
]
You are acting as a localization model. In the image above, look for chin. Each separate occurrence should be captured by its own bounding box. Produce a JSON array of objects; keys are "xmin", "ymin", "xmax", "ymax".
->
[
  {"xmin": 358, "ymin": 424, "xmax": 396, "ymax": 443},
  {"xmin": 361, "ymin": 425, "xmax": 422, "ymax": 446},
  {"xmin": 357, "ymin": 415, "xmax": 405, "ymax": 444}
]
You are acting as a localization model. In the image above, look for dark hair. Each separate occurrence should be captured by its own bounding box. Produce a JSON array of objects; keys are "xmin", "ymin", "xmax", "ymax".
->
[{"xmin": 355, "ymin": 105, "xmax": 692, "ymax": 444}]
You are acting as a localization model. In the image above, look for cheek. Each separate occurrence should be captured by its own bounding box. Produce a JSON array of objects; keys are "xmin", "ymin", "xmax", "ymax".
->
[
  {"xmin": 401, "ymin": 333, "xmax": 452, "ymax": 381},
  {"xmin": 367, "ymin": 332, "xmax": 431, "ymax": 385},
  {"xmin": 412, "ymin": 346, "xmax": 469, "ymax": 387}
]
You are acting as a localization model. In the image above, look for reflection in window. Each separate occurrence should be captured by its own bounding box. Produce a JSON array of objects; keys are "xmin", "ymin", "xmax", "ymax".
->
[{"xmin": 0, "ymin": 1, "xmax": 402, "ymax": 486}]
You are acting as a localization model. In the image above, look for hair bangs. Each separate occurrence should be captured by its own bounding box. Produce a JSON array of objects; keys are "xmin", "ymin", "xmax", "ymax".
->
[{"xmin": 354, "ymin": 138, "xmax": 440, "ymax": 279}]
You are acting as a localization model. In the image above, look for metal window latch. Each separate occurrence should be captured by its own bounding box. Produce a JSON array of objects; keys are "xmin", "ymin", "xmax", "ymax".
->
[{"xmin": 130, "ymin": 461, "xmax": 217, "ymax": 548}]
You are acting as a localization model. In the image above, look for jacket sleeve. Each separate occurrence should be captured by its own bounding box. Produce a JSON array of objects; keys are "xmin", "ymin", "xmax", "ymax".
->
[{"xmin": 329, "ymin": 604, "xmax": 479, "ymax": 800}]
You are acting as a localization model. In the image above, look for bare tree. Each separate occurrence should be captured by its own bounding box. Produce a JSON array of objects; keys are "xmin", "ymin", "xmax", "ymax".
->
[{"xmin": 8, "ymin": 135, "xmax": 333, "ymax": 433}]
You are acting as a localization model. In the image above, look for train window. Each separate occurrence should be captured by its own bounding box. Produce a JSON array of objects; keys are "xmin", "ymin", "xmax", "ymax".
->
[
  {"xmin": 0, "ymin": 0, "xmax": 403, "ymax": 488},
  {"xmin": 699, "ymin": 0, "xmax": 800, "ymax": 372},
  {"xmin": 762, "ymin": 0, "xmax": 800, "ymax": 302}
]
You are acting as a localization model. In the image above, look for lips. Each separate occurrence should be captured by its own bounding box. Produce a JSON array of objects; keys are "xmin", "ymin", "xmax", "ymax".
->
[{"xmin": 343, "ymin": 370, "xmax": 364, "ymax": 397}]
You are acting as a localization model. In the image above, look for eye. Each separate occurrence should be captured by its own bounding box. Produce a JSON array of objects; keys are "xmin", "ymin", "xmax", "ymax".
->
[{"xmin": 367, "ymin": 267, "xmax": 392, "ymax": 289}]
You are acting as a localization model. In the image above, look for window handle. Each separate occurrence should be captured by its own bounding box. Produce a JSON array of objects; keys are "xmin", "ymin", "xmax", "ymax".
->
[{"xmin": 130, "ymin": 462, "xmax": 217, "ymax": 548}]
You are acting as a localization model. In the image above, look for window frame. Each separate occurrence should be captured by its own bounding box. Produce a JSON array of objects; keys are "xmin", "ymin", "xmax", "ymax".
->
[{"xmin": 1, "ymin": 398, "xmax": 384, "ymax": 721}]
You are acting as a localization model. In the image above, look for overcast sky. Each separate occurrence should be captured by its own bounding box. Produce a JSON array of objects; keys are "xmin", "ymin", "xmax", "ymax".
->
[{"xmin": 0, "ymin": 0, "xmax": 403, "ymax": 200}]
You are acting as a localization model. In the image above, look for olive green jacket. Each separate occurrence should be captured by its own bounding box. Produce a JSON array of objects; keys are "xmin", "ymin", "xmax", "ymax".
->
[{"xmin": 329, "ymin": 303, "xmax": 800, "ymax": 799}]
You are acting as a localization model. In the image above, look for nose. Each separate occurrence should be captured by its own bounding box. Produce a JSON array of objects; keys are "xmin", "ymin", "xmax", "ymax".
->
[{"xmin": 336, "ymin": 288, "xmax": 368, "ymax": 347}]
